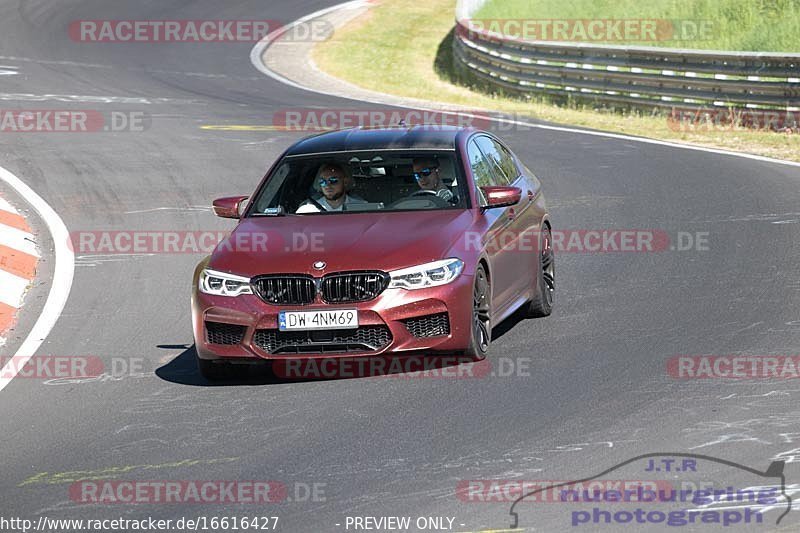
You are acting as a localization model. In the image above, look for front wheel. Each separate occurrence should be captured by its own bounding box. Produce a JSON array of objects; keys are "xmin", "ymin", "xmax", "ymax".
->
[
  {"xmin": 465, "ymin": 264, "xmax": 491, "ymax": 360},
  {"xmin": 526, "ymin": 225, "xmax": 554, "ymax": 317}
]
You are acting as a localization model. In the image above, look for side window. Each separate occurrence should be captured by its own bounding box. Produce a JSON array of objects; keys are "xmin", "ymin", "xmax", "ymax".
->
[
  {"xmin": 253, "ymin": 162, "xmax": 291, "ymax": 213},
  {"xmin": 494, "ymin": 141, "xmax": 521, "ymax": 184},
  {"xmin": 475, "ymin": 136, "xmax": 520, "ymax": 185},
  {"xmin": 467, "ymin": 139, "xmax": 496, "ymax": 188}
]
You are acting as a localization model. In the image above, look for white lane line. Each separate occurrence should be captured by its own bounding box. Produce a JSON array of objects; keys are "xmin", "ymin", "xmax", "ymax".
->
[
  {"xmin": 0, "ymin": 196, "xmax": 16, "ymax": 212},
  {"xmin": 123, "ymin": 206, "xmax": 210, "ymax": 214},
  {"xmin": 250, "ymin": 0, "xmax": 800, "ymax": 170},
  {"xmin": 75, "ymin": 253, "xmax": 155, "ymax": 267},
  {"xmin": 0, "ymin": 223, "xmax": 39, "ymax": 257},
  {"xmin": 0, "ymin": 165, "xmax": 74, "ymax": 393},
  {"xmin": 0, "ymin": 93, "xmax": 201, "ymax": 104},
  {"xmin": 249, "ymin": 0, "xmax": 370, "ymax": 92},
  {"xmin": 0, "ymin": 55, "xmax": 111, "ymax": 69},
  {"xmin": 0, "ymin": 269, "xmax": 30, "ymax": 308}
]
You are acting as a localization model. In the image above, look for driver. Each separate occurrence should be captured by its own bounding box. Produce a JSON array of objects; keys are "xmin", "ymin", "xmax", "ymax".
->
[
  {"xmin": 296, "ymin": 162, "xmax": 366, "ymax": 213},
  {"xmin": 412, "ymin": 157, "xmax": 455, "ymax": 202}
]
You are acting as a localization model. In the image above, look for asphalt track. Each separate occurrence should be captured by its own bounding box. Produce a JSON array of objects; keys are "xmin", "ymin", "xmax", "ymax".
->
[{"xmin": 1, "ymin": 1, "xmax": 800, "ymax": 531}]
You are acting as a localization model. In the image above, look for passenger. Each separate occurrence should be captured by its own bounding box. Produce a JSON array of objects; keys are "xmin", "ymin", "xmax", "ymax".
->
[{"xmin": 296, "ymin": 163, "xmax": 366, "ymax": 213}]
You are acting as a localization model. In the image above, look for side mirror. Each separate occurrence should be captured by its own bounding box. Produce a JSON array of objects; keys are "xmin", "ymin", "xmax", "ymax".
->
[
  {"xmin": 212, "ymin": 196, "xmax": 249, "ymax": 219},
  {"xmin": 480, "ymin": 186, "xmax": 521, "ymax": 209}
]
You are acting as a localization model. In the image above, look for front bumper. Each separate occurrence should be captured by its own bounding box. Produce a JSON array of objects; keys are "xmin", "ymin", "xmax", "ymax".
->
[{"xmin": 191, "ymin": 273, "xmax": 474, "ymax": 361}]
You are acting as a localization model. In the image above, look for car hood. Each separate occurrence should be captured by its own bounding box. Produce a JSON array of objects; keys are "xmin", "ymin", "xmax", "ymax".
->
[{"xmin": 208, "ymin": 210, "xmax": 474, "ymax": 277}]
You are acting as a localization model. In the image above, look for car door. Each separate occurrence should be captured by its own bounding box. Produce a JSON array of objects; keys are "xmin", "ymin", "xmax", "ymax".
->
[
  {"xmin": 472, "ymin": 135, "xmax": 539, "ymax": 313},
  {"xmin": 497, "ymin": 140, "xmax": 548, "ymax": 298},
  {"xmin": 467, "ymin": 136, "xmax": 519, "ymax": 314}
]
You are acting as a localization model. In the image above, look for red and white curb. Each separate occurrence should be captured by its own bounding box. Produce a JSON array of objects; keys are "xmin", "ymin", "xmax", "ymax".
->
[
  {"xmin": 0, "ymin": 164, "xmax": 73, "ymax": 394},
  {"xmin": 0, "ymin": 194, "xmax": 39, "ymax": 348}
]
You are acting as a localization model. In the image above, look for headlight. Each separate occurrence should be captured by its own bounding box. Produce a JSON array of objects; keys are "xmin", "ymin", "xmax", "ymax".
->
[
  {"xmin": 388, "ymin": 258, "xmax": 464, "ymax": 290},
  {"xmin": 198, "ymin": 268, "xmax": 253, "ymax": 297}
]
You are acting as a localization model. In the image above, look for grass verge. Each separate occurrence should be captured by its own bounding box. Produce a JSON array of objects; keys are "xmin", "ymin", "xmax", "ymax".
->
[
  {"xmin": 311, "ymin": 0, "xmax": 800, "ymax": 162},
  {"xmin": 476, "ymin": 0, "xmax": 800, "ymax": 52}
]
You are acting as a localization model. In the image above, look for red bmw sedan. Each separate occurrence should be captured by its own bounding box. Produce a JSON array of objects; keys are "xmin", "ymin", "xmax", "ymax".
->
[{"xmin": 191, "ymin": 125, "xmax": 553, "ymax": 379}]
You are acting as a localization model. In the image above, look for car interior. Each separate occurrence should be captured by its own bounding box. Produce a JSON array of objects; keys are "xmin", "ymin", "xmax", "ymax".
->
[{"xmin": 253, "ymin": 153, "xmax": 466, "ymax": 214}]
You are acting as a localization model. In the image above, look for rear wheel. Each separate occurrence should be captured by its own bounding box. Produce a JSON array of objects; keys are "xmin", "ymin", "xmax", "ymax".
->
[
  {"xmin": 527, "ymin": 225, "xmax": 554, "ymax": 317},
  {"xmin": 465, "ymin": 264, "xmax": 491, "ymax": 360}
]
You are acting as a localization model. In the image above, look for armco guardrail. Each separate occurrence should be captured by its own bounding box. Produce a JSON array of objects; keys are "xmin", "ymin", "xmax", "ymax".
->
[{"xmin": 453, "ymin": 1, "xmax": 800, "ymax": 111}]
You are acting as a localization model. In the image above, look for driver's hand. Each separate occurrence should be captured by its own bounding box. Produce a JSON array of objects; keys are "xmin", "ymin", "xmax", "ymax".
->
[{"xmin": 436, "ymin": 189, "xmax": 455, "ymax": 202}]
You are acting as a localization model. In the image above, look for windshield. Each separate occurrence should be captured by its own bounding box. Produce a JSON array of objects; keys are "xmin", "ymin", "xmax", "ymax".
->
[{"xmin": 247, "ymin": 151, "xmax": 469, "ymax": 215}]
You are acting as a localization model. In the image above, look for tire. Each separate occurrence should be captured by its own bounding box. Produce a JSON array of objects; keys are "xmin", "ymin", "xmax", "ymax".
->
[
  {"xmin": 527, "ymin": 224, "xmax": 554, "ymax": 317},
  {"xmin": 198, "ymin": 357, "xmax": 231, "ymax": 381},
  {"xmin": 465, "ymin": 264, "xmax": 491, "ymax": 360}
]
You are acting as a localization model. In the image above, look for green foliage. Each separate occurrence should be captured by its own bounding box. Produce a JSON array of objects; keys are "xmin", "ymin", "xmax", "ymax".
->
[{"xmin": 475, "ymin": 0, "xmax": 800, "ymax": 51}]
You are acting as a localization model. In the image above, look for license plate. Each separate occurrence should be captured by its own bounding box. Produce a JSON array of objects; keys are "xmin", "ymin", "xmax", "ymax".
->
[{"xmin": 278, "ymin": 310, "xmax": 359, "ymax": 331}]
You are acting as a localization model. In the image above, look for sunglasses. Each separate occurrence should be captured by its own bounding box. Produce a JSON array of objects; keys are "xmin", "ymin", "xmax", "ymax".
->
[
  {"xmin": 413, "ymin": 167, "xmax": 439, "ymax": 181},
  {"xmin": 318, "ymin": 176, "xmax": 341, "ymax": 187}
]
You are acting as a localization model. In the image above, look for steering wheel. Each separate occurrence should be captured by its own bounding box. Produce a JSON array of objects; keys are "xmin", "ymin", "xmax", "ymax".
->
[
  {"xmin": 397, "ymin": 189, "xmax": 450, "ymax": 208},
  {"xmin": 413, "ymin": 189, "xmax": 459, "ymax": 205},
  {"xmin": 307, "ymin": 197, "xmax": 327, "ymax": 212}
]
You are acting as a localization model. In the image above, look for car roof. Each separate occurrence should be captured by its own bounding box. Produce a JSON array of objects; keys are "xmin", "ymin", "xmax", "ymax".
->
[{"xmin": 284, "ymin": 125, "xmax": 476, "ymax": 157}]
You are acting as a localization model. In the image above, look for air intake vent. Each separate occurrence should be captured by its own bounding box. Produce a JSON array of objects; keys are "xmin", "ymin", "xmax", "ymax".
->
[
  {"xmin": 253, "ymin": 326, "xmax": 392, "ymax": 354},
  {"xmin": 205, "ymin": 321, "xmax": 247, "ymax": 345},
  {"xmin": 403, "ymin": 313, "xmax": 450, "ymax": 338}
]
